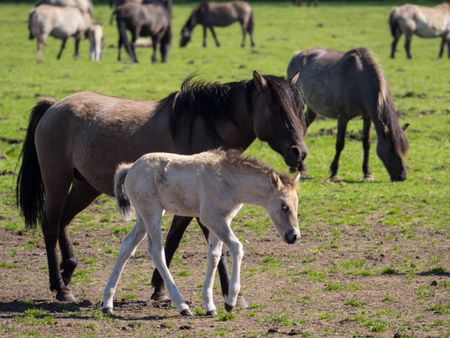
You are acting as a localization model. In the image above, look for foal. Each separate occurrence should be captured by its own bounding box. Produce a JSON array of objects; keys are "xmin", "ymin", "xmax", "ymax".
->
[
  {"xmin": 102, "ymin": 150, "xmax": 300, "ymax": 316},
  {"xmin": 180, "ymin": 1, "xmax": 255, "ymax": 48}
]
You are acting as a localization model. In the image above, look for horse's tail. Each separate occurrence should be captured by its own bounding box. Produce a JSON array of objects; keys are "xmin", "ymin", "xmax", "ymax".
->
[
  {"xmin": 163, "ymin": 0, "xmax": 172, "ymax": 17},
  {"xmin": 114, "ymin": 163, "xmax": 134, "ymax": 221},
  {"xmin": 248, "ymin": 10, "xmax": 255, "ymax": 34},
  {"xmin": 16, "ymin": 98, "xmax": 57, "ymax": 228},
  {"xmin": 388, "ymin": 7, "xmax": 399, "ymax": 37},
  {"xmin": 358, "ymin": 48, "xmax": 408, "ymax": 155},
  {"xmin": 28, "ymin": 10, "xmax": 36, "ymax": 40},
  {"xmin": 116, "ymin": 9, "xmax": 135, "ymax": 61}
]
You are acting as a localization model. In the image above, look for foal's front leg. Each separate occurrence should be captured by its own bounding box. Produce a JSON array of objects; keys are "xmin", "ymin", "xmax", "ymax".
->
[{"xmin": 202, "ymin": 232, "xmax": 223, "ymax": 315}]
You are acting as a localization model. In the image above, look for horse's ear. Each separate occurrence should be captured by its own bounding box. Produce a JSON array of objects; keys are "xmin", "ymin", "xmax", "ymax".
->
[
  {"xmin": 289, "ymin": 72, "xmax": 300, "ymax": 85},
  {"xmin": 402, "ymin": 123, "xmax": 410, "ymax": 131},
  {"xmin": 253, "ymin": 71, "xmax": 268, "ymax": 92},
  {"xmin": 271, "ymin": 172, "xmax": 283, "ymax": 190}
]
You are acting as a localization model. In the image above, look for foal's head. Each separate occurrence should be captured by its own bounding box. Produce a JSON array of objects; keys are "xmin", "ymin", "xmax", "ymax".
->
[
  {"xmin": 266, "ymin": 172, "xmax": 301, "ymax": 244},
  {"xmin": 251, "ymin": 71, "xmax": 307, "ymax": 171}
]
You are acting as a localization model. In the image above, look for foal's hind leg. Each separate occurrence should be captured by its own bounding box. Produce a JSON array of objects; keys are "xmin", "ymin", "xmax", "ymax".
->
[
  {"xmin": 58, "ymin": 179, "xmax": 100, "ymax": 286},
  {"xmin": 361, "ymin": 116, "xmax": 373, "ymax": 180},
  {"xmin": 330, "ymin": 116, "xmax": 348, "ymax": 181},
  {"xmin": 103, "ymin": 217, "xmax": 147, "ymax": 315}
]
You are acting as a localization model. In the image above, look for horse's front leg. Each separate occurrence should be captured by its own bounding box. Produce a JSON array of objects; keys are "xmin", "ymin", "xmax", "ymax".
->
[
  {"xmin": 202, "ymin": 25, "xmax": 207, "ymax": 47},
  {"xmin": 361, "ymin": 116, "xmax": 373, "ymax": 180},
  {"xmin": 438, "ymin": 36, "xmax": 446, "ymax": 59},
  {"xmin": 144, "ymin": 213, "xmax": 191, "ymax": 316},
  {"xmin": 209, "ymin": 27, "xmax": 220, "ymax": 47},
  {"xmin": 202, "ymin": 232, "xmax": 223, "ymax": 315},
  {"xmin": 73, "ymin": 36, "xmax": 81, "ymax": 60},
  {"xmin": 56, "ymin": 38, "xmax": 67, "ymax": 60},
  {"xmin": 330, "ymin": 116, "xmax": 349, "ymax": 181},
  {"xmin": 151, "ymin": 37, "xmax": 159, "ymax": 64},
  {"xmin": 102, "ymin": 218, "xmax": 147, "ymax": 315}
]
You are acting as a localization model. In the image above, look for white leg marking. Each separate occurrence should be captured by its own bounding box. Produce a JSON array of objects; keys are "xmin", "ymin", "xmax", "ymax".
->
[{"xmin": 202, "ymin": 232, "xmax": 223, "ymax": 314}]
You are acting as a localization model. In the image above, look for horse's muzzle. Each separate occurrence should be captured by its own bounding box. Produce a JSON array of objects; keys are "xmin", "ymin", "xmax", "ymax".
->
[{"xmin": 284, "ymin": 229, "xmax": 300, "ymax": 244}]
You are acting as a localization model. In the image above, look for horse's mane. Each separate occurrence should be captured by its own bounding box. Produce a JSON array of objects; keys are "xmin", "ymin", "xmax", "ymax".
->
[
  {"xmin": 217, "ymin": 149, "xmax": 297, "ymax": 188},
  {"xmin": 356, "ymin": 48, "xmax": 409, "ymax": 156}
]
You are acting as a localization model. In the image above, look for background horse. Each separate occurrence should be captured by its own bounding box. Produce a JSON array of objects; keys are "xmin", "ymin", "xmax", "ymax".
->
[
  {"xmin": 16, "ymin": 72, "xmax": 306, "ymax": 304},
  {"xmin": 103, "ymin": 150, "xmax": 300, "ymax": 316},
  {"xmin": 389, "ymin": 3, "xmax": 450, "ymax": 59},
  {"xmin": 35, "ymin": 0, "xmax": 93, "ymax": 14},
  {"xmin": 292, "ymin": 0, "xmax": 319, "ymax": 6},
  {"xmin": 28, "ymin": 5, "xmax": 102, "ymax": 62},
  {"xmin": 115, "ymin": 1, "xmax": 171, "ymax": 63},
  {"xmin": 287, "ymin": 47, "xmax": 408, "ymax": 181},
  {"xmin": 180, "ymin": 1, "xmax": 254, "ymax": 48}
]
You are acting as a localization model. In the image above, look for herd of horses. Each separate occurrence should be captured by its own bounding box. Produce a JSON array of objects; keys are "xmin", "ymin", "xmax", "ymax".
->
[{"xmin": 15, "ymin": 0, "xmax": 447, "ymax": 318}]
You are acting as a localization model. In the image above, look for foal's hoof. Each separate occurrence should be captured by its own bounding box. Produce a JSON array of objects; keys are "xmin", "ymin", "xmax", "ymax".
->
[
  {"xmin": 150, "ymin": 289, "xmax": 170, "ymax": 302},
  {"xmin": 102, "ymin": 308, "xmax": 114, "ymax": 316},
  {"xmin": 236, "ymin": 294, "xmax": 249, "ymax": 309},
  {"xmin": 206, "ymin": 310, "xmax": 217, "ymax": 316},
  {"xmin": 363, "ymin": 174, "xmax": 374, "ymax": 181},
  {"xmin": 56, "ymin": 290, "xmax": 76, "ymax": 302},
  {"xmin": 180, "ymin": 309, "xmax": 193, "ymax": 316},
  {"xmin": 224, "ymin": 303, "xmax": 234, "ymax": 313}
]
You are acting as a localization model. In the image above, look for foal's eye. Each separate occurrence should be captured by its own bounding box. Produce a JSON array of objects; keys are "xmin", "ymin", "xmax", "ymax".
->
[{"xmin": 281, "ymin": 203, "xmax": 289, "ymax": 211}]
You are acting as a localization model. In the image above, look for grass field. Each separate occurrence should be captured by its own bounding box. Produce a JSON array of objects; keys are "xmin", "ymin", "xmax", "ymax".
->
[{"xmin": 0, "ymin": 1, "xmax": 449, "ymax": 337}]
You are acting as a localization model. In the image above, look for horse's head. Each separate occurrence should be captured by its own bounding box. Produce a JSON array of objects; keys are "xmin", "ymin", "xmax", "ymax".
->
[
  {"xmin": 179, "ymin": 13, "xmax": 196, "ymax": 47},
  {"xmin": 266, "ymin": 172, "xmax": 300, "ymax": 244},
  {"xmin": 377, "ymin": 122, "xmax": 409, "ymax": 181},
  {"xmin": 251, "ymin": 71, "xmax": 307, "ymax": 170}
]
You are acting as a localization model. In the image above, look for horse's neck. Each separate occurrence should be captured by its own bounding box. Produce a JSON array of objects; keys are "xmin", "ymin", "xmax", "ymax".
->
[{"xmin": 230, "ymin": 169, "xmax": 272, "ymax": 207}]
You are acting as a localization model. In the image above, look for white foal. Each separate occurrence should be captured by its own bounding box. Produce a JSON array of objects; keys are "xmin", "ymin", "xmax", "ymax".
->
[{"xmin": 102, "ymin": 149, "xmax": 300, "ymax": 316}]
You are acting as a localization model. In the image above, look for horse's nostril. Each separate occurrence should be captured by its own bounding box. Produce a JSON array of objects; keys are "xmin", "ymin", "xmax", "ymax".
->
[
  {"xmin": 301, "ymin": 152, "xmax": 307, "ymax": 161},
  {"xmin": 290, "ymin": 146, "xmax": 300, "ymax": 158}
]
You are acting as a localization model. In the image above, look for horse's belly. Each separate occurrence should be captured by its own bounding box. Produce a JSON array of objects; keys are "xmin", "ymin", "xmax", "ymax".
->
[
  {"xmin": 415, "ymin": 15, "xmax": 447, "ymax": 37},
  {"xmin": 50, "ymin": 26, "xmax": 74, "ymax": 39}
]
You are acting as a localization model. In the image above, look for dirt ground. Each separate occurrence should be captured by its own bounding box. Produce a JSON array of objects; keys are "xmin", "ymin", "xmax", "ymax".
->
[{"xmin": 0, "ymin": 201, "xmax": 448, "ymax": 337}]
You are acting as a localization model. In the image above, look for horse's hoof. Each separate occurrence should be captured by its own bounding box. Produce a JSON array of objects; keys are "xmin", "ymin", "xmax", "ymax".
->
[
  {"xmin": 299, "ymin": 171, "xmax": 312, "ymax": 180},
  {"xmin": 363, "ymin": 174, "xmax": 374, "ymax": 181},
  {"xmin": 329, "ymin": 175, "xmax": 340, "ymax": 182},
  {"xmin": 180, "ymin": 309, "xmax": 193, "ymax": 316},
  {"xmin": 236, "ymin": 295, "xmax": 249, "ymax": 309},
  {"xmin": 224, "ymin": 303, "xmax": 234, "ymax": 312},
  {"xmin": 206, "ymin": 310, "xmax": 217, "ymax": 316},
  {"xmin": 150, "ymin": 290, "xmax": 170, "ymax": 302},
  {"xmin": 102, "ymin": 308, "xmax": 114, "ymax": 316},
  {"xmin": 56, "ymin": 290, "xmax": 76, "ymax": 302}
]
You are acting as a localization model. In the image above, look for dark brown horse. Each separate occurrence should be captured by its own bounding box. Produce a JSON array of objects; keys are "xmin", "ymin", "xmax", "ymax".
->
[
  {"xmin": 115, "ymin": 1, "xmax": 171, "ymax": 63},
  {"xmin": 180, "ymin": 1, "xmax": 255, "ymax": 48},
  {"xmin": 287, "ymin": 47, "xmax": 408, "ymax": 181},
  {"xmin": 16, "ymin": 72, "xmax": 306, "ymax": 304}
]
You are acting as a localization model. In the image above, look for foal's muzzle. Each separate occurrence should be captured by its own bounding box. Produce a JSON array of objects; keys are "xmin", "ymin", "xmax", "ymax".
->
[{"xmin": 284, "ymin": 229, "xmax": 300, "ymax": 244}]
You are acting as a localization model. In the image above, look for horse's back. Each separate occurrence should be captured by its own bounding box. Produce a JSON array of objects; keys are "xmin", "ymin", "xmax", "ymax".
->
[{"xmin": 33, "ymin": 5, "xmax": 87, "ymax": 37}]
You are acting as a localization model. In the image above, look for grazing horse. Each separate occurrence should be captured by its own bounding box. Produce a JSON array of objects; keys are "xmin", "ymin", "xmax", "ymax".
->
[
  {"xmin": 16, "ymin": 72, "xmax": 306, "ymax": 304},
  {"xmin": 115, "ymin": 1, "xmax": 171, "ymax": 63},
  {"xmin": 28, "ymin": 5, "xmax": 102, "ymax": 62},
  {"xmin": 35, "ymin": 0, "xmax": 93, "ymax": 14},
  {"xmin": 180, "ymin": 1, "xmax": 255, "ymax": 48},
  {"xmin": 287, "ymin": 47, "xmax": 408, "ymax": 182},
  {"xmin": 389, "ymin": 3, "xmax": 450, "ymax": 59},
  {"xmin": 293, "ymin": 0, "xmax": 319, "ymax": 6},
  {"xmin": 102, "ymin": 150, "xmax": 300, "ymax": 316}
]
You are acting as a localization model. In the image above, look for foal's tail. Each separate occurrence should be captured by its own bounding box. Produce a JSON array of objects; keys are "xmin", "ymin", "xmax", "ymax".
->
[
  {"xmin": 388, "ymin": 7, "xmax": 400, "ymax": 37},
  {"xmin": 359, "ymin": 48, "xmax": 409, "ymax": 155},
  {"xmin": 114, "ymin": 163, "xmax": 133, "ymax": 221},
  {"xmin": 16, "ymin": 98, "xmax": 57, "ymax": 228}
]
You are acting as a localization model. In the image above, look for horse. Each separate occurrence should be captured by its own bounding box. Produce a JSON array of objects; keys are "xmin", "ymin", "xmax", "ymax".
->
[
  {"xmin": 179, "ymin": 1, "xmax": 255, "ymax": 48},
  {"xmin": 102, "ymin": 150, "xmax": 300, "ymax": 316},
  {"xmin": 16, "ymin": 71, "xmax": 307, "ymax": 304},
  {"xmin": 28, "ymin": 5, "xmax": 102, "ymax": 62},
  {"xmin": 389, "ymin": 3, "xmax": 450, "ymax": 59},
  {"xmin": 88, "ymin": 23, "xmax": 104, "ymax": 61},
  {"xmin": 287, "ymin": 47, "xmax": 408, "ymax": 182},
  {"xmin": 108, "ymin": 0, "xmax": 172, "ymax": 24},
  {"xmin": 115, "ymin": 1, "xmax": 171, "ymax": 63},
  {"xmin": 35, "ymin": 0, "xmax": 93, "ymax": 15},
  {"xmin": 292, "ymin": 0, "xmax": 319, "ymax": 6}
]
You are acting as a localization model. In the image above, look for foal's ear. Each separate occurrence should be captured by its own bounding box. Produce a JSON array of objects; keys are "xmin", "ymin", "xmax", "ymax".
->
[
  {"xmin": 289, "ymin": 72, "xmax": 300, "ymax": 85},
  {"xmin": 402, "ymin": 123, "xmax": 410, "ymax": 131},
  {"xmin": 253, "ymin": 71, "xmax": 268, "ymax": 91},
  {"xmin": 271, "ymin": 172, "xmax": 283, "ymax": 190}
]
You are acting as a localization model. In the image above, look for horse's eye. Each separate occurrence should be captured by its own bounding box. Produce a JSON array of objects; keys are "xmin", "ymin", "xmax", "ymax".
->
[{"xmin": 281, "ymin": 203, "xmax": 289, "ymax": 211}]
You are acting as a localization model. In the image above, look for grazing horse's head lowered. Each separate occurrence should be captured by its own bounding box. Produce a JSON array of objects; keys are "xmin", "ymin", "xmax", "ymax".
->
[{"xmin": 251, "ymin": 71, "xmax": 307, "ymax": 170}]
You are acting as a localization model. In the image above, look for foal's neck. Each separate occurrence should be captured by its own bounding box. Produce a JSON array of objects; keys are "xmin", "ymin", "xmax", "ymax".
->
[{"xmin": 231, "ymin": 169, "xmax": 273, "ymax": 207}]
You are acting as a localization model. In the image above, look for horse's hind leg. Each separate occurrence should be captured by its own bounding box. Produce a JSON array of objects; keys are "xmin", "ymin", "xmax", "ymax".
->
[
  {"xmin": 103, "ymin": 217, "xmax": 147, "ymax": 315},
  {"xmin": 404, "ymin": 33, "xmax": 412, "ymax": 59},
  {"xmin": 330, "ymin": 116, "xmax": 348, "ymax": 181},
  {"xmin": 117, "ymin": 36, "xmax": 123, "ymax": 61},
  {"xmin": 150, "ymin": 215, "xmax": 192, "ymax": 301},
  {"xmin": 151, "ymin": 36, "xmax": 159, "ymax": 64},
  {"xmin": 73, "ymin": 37, "xmax": 81, "ymax": 60},
  {"xmin": 390, "ymin": 32, "xmax": 401, "ymax": 59},
  {"xmin": 361, "ymin": 116, "xmax": 373, "ymax": 180},
  {"xmin": 209, "ymin": 27, "xmax": 220, "ymax": 47},
  {"xmin": 58, "ymin": 179, "xmax": 100, "ymax": 286},
  {"xmin": 202, "ymin": 25, "xmax": 207, "ymax": 47},
  {"xmin": 57, "ymin": 38, "xmax": 67, "ymax": 60},
  {"xmin": 239, "ymin": 22, "xmax": 246, "ymax": 48}
]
